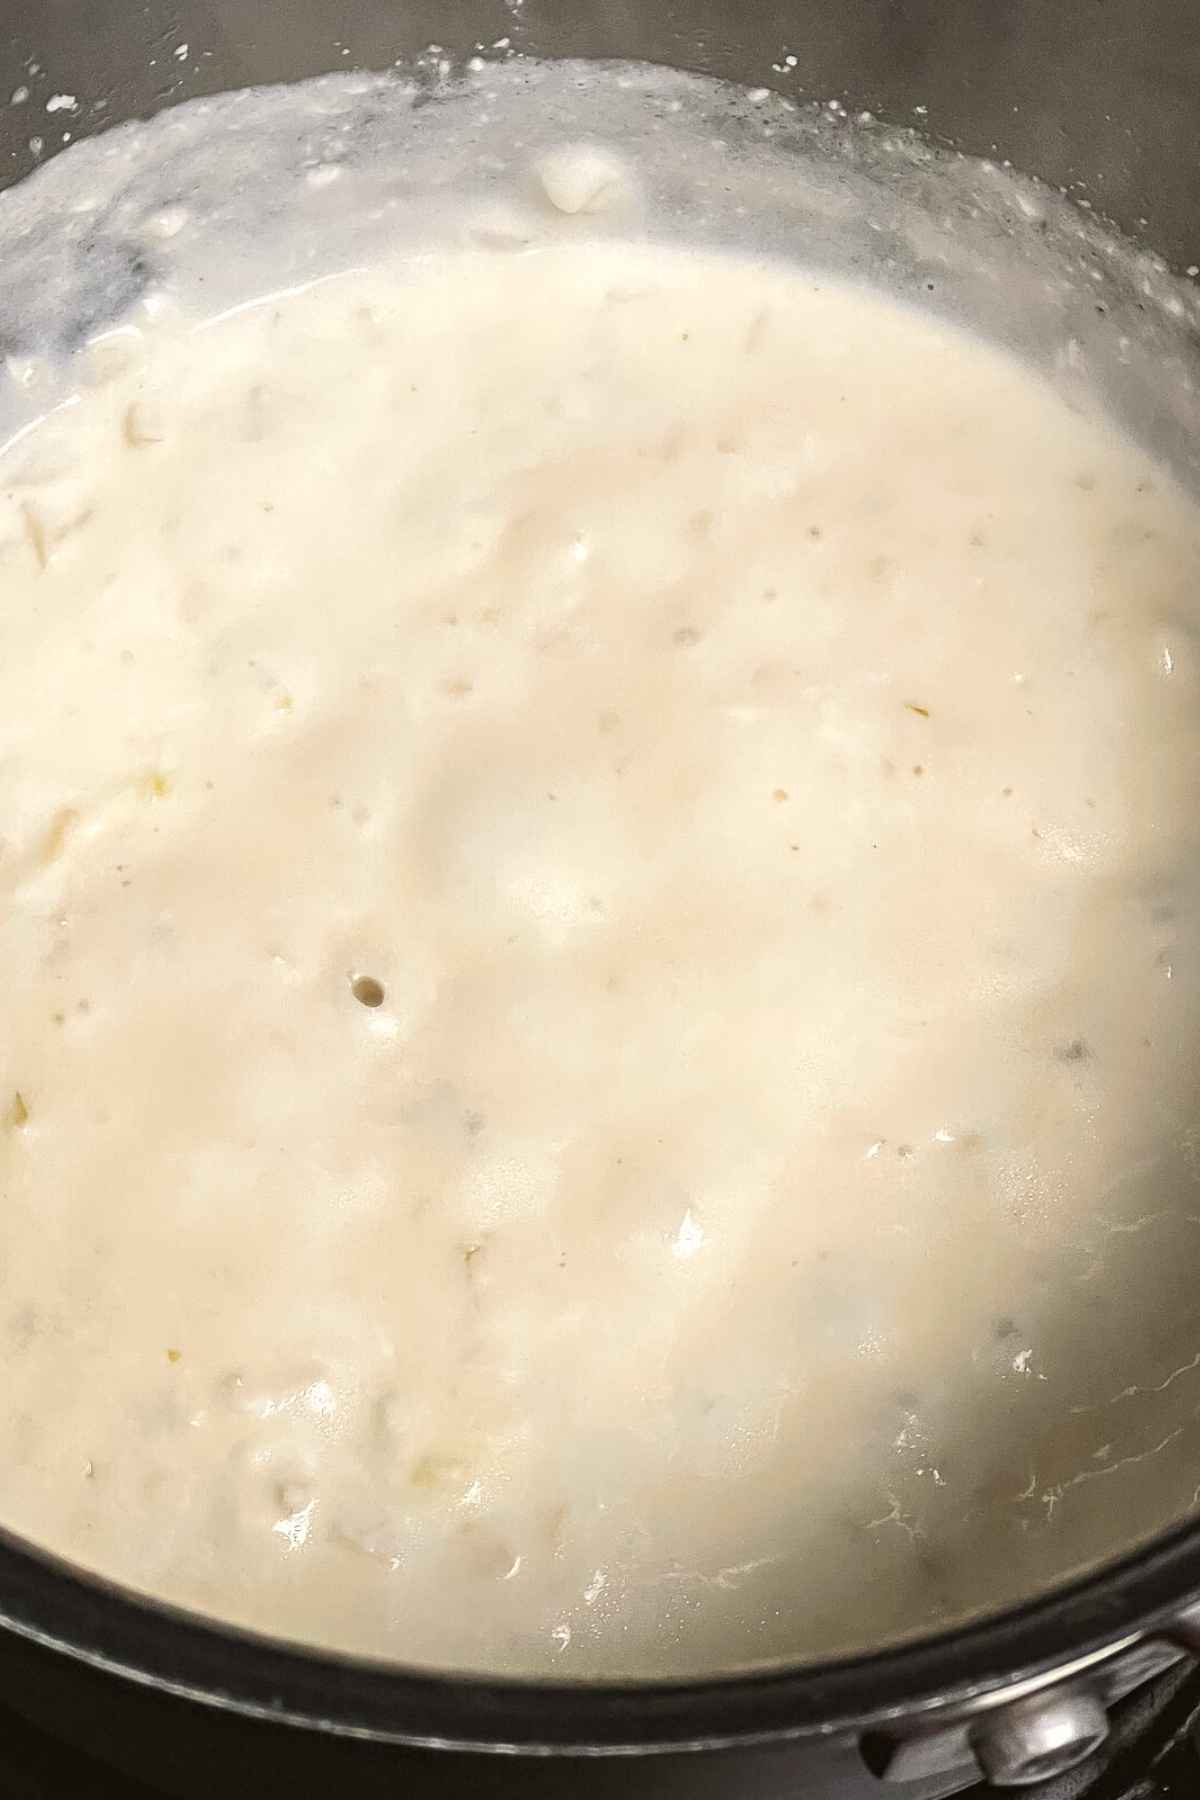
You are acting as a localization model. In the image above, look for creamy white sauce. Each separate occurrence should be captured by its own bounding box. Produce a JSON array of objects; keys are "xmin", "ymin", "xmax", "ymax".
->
[{"xmin": 1, "ymin": 67, "xmax": 1200, "ymax": 1680}]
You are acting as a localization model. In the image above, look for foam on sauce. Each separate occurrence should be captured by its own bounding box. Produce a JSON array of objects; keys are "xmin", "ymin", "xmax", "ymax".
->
[{"xmin": 1, "ymin": 64, "xmax": 1200, "ymax": 1678}]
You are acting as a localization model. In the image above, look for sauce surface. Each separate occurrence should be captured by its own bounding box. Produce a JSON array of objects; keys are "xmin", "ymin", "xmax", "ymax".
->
[{"xmin": 2, "ymin": 237, "xmax": 1200, "ymax": 1675}]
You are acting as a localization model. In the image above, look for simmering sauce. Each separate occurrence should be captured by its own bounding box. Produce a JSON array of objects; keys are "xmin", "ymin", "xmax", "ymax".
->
[{"xmin": 1, "ymin": 120, "xmax": 1199, "ymax": 1676}]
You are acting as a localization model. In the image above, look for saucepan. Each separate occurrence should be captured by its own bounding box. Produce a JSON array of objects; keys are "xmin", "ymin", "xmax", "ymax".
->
[{"xmin": 1, "ymin": 2, "xmax": 1200, "ymax": 1795}]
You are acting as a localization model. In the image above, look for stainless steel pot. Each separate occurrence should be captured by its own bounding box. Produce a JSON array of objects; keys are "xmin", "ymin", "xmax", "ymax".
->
[{"xmin": 2, "ymin": 4, "xmax": 1200, "ymax": 1795}]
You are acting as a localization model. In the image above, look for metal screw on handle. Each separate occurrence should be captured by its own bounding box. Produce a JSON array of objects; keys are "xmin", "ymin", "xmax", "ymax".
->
[{"xmin": 969, "ymin": 1687, "xmax": 1110, "ymax": 1787}]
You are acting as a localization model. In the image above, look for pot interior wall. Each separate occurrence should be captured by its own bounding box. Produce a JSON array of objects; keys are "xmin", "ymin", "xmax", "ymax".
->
[{"xmin": 3, "ymin": 0, "xmax": 1200, "ymax": 273}]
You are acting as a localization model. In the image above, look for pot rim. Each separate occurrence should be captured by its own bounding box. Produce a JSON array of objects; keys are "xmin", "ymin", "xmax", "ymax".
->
[{"xmin": 0, "ymin": 1511, "xmax": 1197, "ymax": 1753}]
